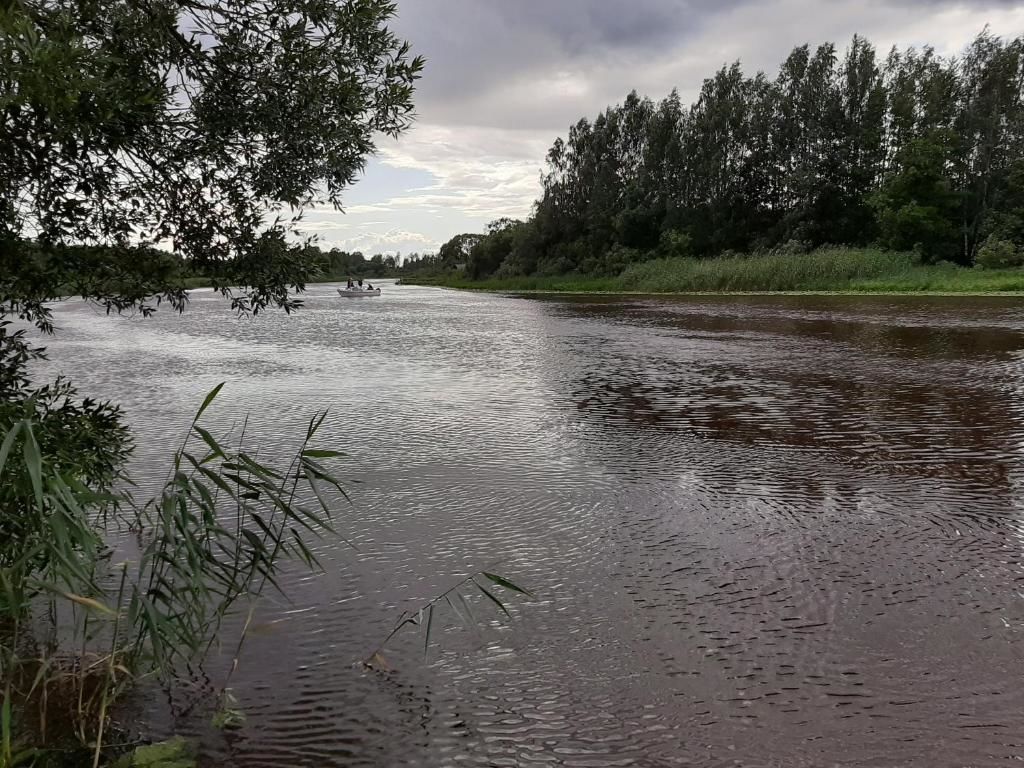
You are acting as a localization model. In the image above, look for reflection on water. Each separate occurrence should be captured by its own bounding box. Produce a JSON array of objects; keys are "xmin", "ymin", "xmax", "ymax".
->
[{"xmin": 34, "ymin": 285, "xmax": 1024, "ymax": 766}]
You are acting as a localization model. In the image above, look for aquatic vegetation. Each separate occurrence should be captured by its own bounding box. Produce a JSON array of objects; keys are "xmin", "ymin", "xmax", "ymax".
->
[
  {"xmin": 408, "ymin": 247, "xmax": 1024, "ymax": 294},
  {"xmin": 0, "ymin": 384, "xmax": 529, "ymax": 766}
]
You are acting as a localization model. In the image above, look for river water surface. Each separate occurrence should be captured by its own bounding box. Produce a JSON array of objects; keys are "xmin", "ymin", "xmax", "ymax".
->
[{"xmin": 36, "ymin": 284, "xmax": 1024, "ymax": 767}]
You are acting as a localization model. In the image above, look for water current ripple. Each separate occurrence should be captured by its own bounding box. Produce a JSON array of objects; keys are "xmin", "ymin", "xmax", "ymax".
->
[{"xmin": 31, "ymin": 286, "xmax": 1024, "ymax": 766}]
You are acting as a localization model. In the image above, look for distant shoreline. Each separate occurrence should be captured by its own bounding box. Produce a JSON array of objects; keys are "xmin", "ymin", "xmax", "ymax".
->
[
  {"xmin": 400, "ymin": 248, "xmax": 1024, "ymax": 297},
  {"xmin": 398, "ymin": 285, "xmax": 1024, "ymax": 298},
  {"xmin": 183, "ymin": 247, "xmax": 1024, "ymax": 298}
]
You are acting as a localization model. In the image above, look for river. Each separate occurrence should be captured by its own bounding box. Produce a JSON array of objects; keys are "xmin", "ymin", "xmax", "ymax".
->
[{"xmin": 36, "ymin": 283, "xmax": 1024, "ymax": 767}]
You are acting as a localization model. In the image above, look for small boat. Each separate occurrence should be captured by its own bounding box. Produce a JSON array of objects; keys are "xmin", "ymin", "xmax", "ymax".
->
[{"xmin": 337, "ymin": 287, "xmax": 381, "ymax": 297}]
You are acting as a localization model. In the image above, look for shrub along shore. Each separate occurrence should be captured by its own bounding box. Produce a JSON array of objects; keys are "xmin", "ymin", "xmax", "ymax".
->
[{"xmin": 402, "ymin": 248, "xmax": 1024, "ymax": 295}]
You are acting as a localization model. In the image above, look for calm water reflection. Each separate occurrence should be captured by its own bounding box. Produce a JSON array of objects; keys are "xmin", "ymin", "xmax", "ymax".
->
[{"xmin": 35, "ymin": 285, "xmax": 1024, "ymax": 766}]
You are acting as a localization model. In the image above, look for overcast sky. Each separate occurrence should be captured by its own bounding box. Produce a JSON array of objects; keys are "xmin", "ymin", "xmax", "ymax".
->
[{"xmin": 300, "ymin": 0, "xmax": 1024, "ymax": 257}]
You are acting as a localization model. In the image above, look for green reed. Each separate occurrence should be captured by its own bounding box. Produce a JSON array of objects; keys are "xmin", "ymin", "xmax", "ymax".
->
[
  {"xmin": 410, "ymin": 248, "xmax": 1024, "ymax": 295},
  {"xmin": 0, "ymin": 385, "xmax": 527, "ymax": 766},
  {"xmin": 617, "ymin": 247, "xmax": 914, "ymax": 292}
]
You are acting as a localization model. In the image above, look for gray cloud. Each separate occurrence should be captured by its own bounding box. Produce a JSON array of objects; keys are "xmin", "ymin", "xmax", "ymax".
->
[
  {"xmin": 391, "ymin": 1, "xmax": 731, "ymax": 130},
  {"xmin": 312, "ymin": 0, "xmax": 1024, "ymax": 256},
  {"xmin": 392, "ymin": 0, "xmax": 1020, "ymax": 133}
]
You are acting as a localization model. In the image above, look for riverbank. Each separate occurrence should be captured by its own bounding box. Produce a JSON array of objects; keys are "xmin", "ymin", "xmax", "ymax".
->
[{"xmin": 403, "ymin": 248, "xmax": 1024, "ymax": 295}]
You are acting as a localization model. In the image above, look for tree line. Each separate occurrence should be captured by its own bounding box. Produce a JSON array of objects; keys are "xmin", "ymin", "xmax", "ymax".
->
[
  {"xmin": 444, "ymin": 32, "xmax": 1024, "ymax": 280},
  {"xmin": 299, "ymin": 245, "xmax": 447, "ymax": 279}
]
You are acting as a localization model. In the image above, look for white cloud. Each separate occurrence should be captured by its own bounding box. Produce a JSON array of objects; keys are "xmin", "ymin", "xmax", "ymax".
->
[
  {"xmin": 374, "ymin": 123, "xmax": 551, "ymax": 219},
  {"xmin": 315, "ymin": 228, "xmax": 440, "ymax": 256}
]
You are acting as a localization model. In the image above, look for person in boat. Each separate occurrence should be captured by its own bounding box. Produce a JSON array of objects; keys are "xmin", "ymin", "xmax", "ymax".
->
[
  {"xmin": 357, "ymin": 279, "xmax": 364, "ymax": 288},
  {"xmin": 346, "ymin": 277, "xmax": 354, "ymax": 289},
  {"xmin": 366, "ymin": 282, "xmax": 374, "ymax": 290}
]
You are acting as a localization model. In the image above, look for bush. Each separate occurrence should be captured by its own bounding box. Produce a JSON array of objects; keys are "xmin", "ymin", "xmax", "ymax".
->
[
  {"xmin": 657, "ymin": 230, "xmax": 692, "ymax": 259},
  {"xmin": 772, "ymin": 239, "xmax": 812, "ymax": 256},
  {"xmin": 975, "ymin": 236, "xmax": 1024, "ymax": 269},
  {"xmin": 580, "ymin": 244, "xmax": 644, "ymax": 276}
]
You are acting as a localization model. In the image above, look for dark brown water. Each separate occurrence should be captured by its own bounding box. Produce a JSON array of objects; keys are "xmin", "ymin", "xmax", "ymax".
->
[{"xmin": 36, "ymin": 285, "xmax": 1024, "ymax": 766}]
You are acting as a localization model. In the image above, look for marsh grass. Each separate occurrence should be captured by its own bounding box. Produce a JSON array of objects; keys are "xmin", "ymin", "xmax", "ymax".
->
[
  {"xmin": 407, "ymin": 248, "xmax": 1024, "ymax": 295},
  {"xmin": 406, "ymin": 274, "xmax": 621, "ymax": 292},
  {"xmin": 618, "ymin": 248, "xmax": 918, "ymax": 292}
]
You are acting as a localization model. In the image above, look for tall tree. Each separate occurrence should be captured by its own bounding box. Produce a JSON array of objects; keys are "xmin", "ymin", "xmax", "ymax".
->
[
  {"xmin": 871, "ymin": 130, "xmax": 961, "ymax": 262},
  {"xmin": 460, "ymin": 31, "xmax": 1024, "ymax": 278},
  {"xmin": 953, "ymin": 32, "xmax": 1024, "ymax": 260}
]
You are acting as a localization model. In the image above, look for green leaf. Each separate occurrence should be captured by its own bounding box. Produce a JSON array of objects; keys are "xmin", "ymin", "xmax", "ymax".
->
[
  {"xmin": 457, "ymin": 591, "xmax": 478, "ymax": 628},
  {"xmin": 306, "ymin": 411, "xmax": 328, "ymax": 440},
  {"xmin": 192, "ymin": 464, "xmax": 240, "ymax": 500},
  {"xmin": 193, "ymin": 382, "xmax": 225, "ymax": 424},
  {"xmin": 482, "ymin": 572, "xmax": 533, "ymax": 598},
  {"xmin": 424, "ymin": 603, "xmax": 434, "ymax": 656},
  {"xmin": 2, "ymin": 690, "xmax": 12, "ymax": 766},
  {"xmin": 21, "ymin": 423, "xmax": 44, "ymax": 506},
  {"xmin": 474, "ymin": 581, "xmax": 510, "ymax": 618},
  {"xmin": 0, "ymin": 420, "xmax": 22, "ymax": 477},
  {"xmin": 12, "ymin": 747, "xmax": 41, "ymax": 767},
  {"xmin": 193, "ymin": 425, "xmax": 226, "ymax": 459},
  {"xmin": 59, "ymin": 591, "xmax": 117, "ymax": 616},
  {"xmin": 238, "ymin": 453, "xmax": 284, "ymax": 481},
  {"xmin": 444, "ymin": 595, "xmax": 470, "ymax": 630},
  {"xmin": 289, "ymin": 528, "xmax": 319, "ymax": 569},
  {"xmin": 300, "ymin": 449, "xmax": 344, "ymax": 459}
]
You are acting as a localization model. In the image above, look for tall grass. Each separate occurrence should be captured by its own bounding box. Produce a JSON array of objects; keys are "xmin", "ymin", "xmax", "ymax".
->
[
  {"xmin": 619, "ymin": 247, "xmax": 920, "ymax": 292},
  {"xmin": 410, "ymin": 248, "xmax": 1024, "ymax": 294},
  {"xmin": 404, "ymin": 274, "xmax": 621, "ymax": 292}
]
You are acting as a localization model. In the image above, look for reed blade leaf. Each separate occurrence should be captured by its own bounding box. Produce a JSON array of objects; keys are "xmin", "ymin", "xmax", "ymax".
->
[
  {"xmin": 474, "ymin": 581, "xmax": 511, "ymax": 618},
  {"xmin": 482, "ymin": 572, "xmax": 533, "ymax": 597},
  {"xmin": 193, "ymin": 382, "xmax": 225, "ymax": 424}
]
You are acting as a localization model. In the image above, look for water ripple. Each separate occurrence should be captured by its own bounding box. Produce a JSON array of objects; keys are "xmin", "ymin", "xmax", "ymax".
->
[{"xmin": 31, "ymin": 285, "xmax": 1024, "ymax": 766}]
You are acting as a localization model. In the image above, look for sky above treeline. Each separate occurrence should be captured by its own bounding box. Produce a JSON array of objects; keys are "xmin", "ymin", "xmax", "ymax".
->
[{"xmin": 300, "ymin": 0, "xmax": 1024, "ymax": 258}]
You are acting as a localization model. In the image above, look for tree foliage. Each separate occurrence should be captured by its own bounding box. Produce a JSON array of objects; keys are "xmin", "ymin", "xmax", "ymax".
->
[
  {"xmin": 0, "ymin": 0, "xmax": 423, "ymax": 543},
  {"xmin": 444, "ymin": 31, "xmax": 1024, "ymax": 279},
  {"xmin": 0, "ymin": 0, "xmax": 424, "ymax": 737},
  {"xmin": 1, "ymin": 0, "xmax": 423, "ymax": 321},
  {"xmin": 0, "ymin": 3, "xmax": 531, "ymax": 759}
]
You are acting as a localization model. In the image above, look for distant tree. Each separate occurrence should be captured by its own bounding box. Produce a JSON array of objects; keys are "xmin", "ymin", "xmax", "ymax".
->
[
  {"xmin": 466, "ymin": 219, "xmax": 523, "ymax": 279},
  {"xmin": 952, "ymin": 32, "xmax": 1024, "ymax": 261},
  {"xmin": 449, "ymin": 31, "xmax": 1024, "ymax": 279},
  {"xmin": 981, "ymin": 159, "xmax": 1024, "ymax": 248},
  {"xmin": 438, "ymin": 233, "xmax": 483, "ymax": 268},
  {"xmin": 871, "ymin": 132, "xmax": 961, "ymax": 262},
  {"xmin": 399, "ymin": 251, "xmax": 445, "ymax": 276},
  {"xmin": 975, "ymin": 235, "xmax": 1024, "ymax": 268}
]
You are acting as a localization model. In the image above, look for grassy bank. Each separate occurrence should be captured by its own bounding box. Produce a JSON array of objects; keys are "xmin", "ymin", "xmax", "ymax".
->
[
  {"xmin": 406, "ymin": 274, "xmax": 622, "ymax": 292},
  {"xmin": 405, "ymin": 248, "xmax": 1024, "ymax": 295}
]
